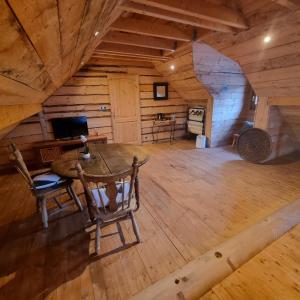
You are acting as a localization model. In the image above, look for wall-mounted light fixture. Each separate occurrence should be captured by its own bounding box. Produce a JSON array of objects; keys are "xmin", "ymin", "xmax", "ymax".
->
[{"xmin": 263, "ymin": 35, "xmax": 271, "ymax": 44}]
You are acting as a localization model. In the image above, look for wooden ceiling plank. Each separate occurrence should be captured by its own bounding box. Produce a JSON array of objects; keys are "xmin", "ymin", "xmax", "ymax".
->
[
  {"xmin": 96, "ymin": 42, "xmax": 164, "ymax": 57},
  {"xmin": 92, "ymin": 52, "xmax": 155, "ymax": 61},
  {"xmin": 94, "ymin": 52, "xmax": 168, "ymax": 61},
  {"xmin": 0, "ymin": 1, "xmax": 51, "ymax": 91},
  {"xmin": 69, "ymin": 0, "xmax": 107, "ymax": 76},
  {"xmin": 130, "ymin": 0, "xmax": 248, "ymax": 29},
  {"xmin": 81, "ymin": 0, "xmax": 123, "ymax": 64},
  {"xmin": 110, "ymin": 17, "xmax": 192, "ymax": 41},
  {"xmin": 119, "ymin": 1, "xmax": 234, "ymax": 33},
  {"xmin": 271, "ymin": 0, "xmax": 300, "ymax": 9},
  {"xmin": 102, "ymin": 31, "xmax": 176, "ymax": 50},
  {"xmin": 95, "ymin": 45, "xmax": 169, "ymax": 60},
  {"xmin": 0, "ymin": 104, "xmax": 42, "ymax": 131},
  {"xmin": 0, "ymin": 75, "xmax": 43, "ymax": 106},
  {"xmin": 8, "ymin": 0, "xmax": 62, "ymax": 87},
  {"xmin": 88, "ymin": 57, "xmax": 154, "ymax": 67},
  {"xmin": 58, "ymin": 0, "xmax": 87, "ymax": 80}
]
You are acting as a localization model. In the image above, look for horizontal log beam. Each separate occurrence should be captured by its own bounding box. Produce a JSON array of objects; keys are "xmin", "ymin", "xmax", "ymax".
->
[
  {"xmin": 119, "ymin": 1, "xmax": 233, "ymax": 33},
  {"xmin": 131, "ymin": 0, "xmax": 248, "ymax": 29},
  {"xmin": 94, "ymin": 51, "xmax": 169, "ymax": 62},
  {"xmin": 96, "ymin": 42, "xmax": 169, "ymax": 60},
  {"xmin": 102, "ymin": 31, "xmax": 176, "ymax": 50},
  {"xmin": 131, "ymin": 198, "xmax": 300, "ymax": 300},
  {"xmin": 110, "ymin": 18, "xmax": 192, "ymax": 41}
]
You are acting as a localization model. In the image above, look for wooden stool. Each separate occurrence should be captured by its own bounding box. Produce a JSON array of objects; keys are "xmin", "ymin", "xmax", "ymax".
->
[{"xmin": 232, "ymin": 133, "xmax": 240, "ymax": 146}]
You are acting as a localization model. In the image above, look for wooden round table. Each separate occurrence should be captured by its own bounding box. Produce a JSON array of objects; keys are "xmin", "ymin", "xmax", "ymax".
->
[{"xmin": 51, "ymin": 143, "xmax": 149, "ymax": 178}]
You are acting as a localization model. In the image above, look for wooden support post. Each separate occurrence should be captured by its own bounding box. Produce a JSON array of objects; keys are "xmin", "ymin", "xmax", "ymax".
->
[
  {"xmin": 38, "ymin": 112, "xmax": 48, "ymax": 140},
  {"xmin": 254, "ymin": 96, "xmax": 269, "ymax": 130},
  {"xmin": 130, "ymin": 198, "xmax": 300, "ymax": 300},
  {"xmin": 205, "ymin": 96, "xmax": 213, "ymax": 147}
]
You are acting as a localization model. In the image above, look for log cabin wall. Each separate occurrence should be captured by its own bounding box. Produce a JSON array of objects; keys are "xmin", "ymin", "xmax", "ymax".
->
[
  {"xmin": 154, "ymin": 46, "xmax": 211, "ymax": 106},
  {"xmin": 200, "ymin": 0, "xmax": 300, "ymax": 153},
  {"xmin": 193, "ymin": 43, "xmax": 254, "ymax": 147},
  {"xmin": 267, "ymin": 106, "xmax": 300, "ymax": 158},
  {"xmin": 0, "ymin": 58, "xmax": 188, "ymax": 170},
  {"xmin": 255, "ymin": 98, "xmax": 300, "ymax": 157},
  {"xmin": 279, "ymin": 106, "xmax": 300, "ymax": 150},
  {"xmin": 154, "ymin": 46, "xmax": 213, "ymax": 142}
]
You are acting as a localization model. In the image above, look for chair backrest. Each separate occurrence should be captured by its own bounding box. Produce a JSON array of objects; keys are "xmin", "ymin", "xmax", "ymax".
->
[
  {"xmin": 76, "ymin": 156, "xmax": 139, "ymax": 218},
  {"xmin": 9, "ymin": 143, "xmax": 34, "ymax": 188}
]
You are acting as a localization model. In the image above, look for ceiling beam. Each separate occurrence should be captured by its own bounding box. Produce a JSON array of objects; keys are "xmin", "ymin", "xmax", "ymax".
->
[
  {"xmin": 119, "ymin": 1, "xmax": 233, "ymax": 33},
  {"xmin": 88, "ymin": 56, "xmax": 155, "ymax": 67},
  {"xmin": 130, "ymin": 0, "xmax": 248, "ymax": 29},
  {"xmin": 102, "ymin": 31, "xmax": 176, "ymax": 50},
  {"xmin": 93, "ymin": 51, "xmax": 163, "ymax": 62},
  {"xmin": 94, "ymin": 51, "xmax": 169, "ymax": 61},
  {"xmin": 110, "ymin": 18, "xmax": 192, "ymax": 41},
  {"xmin": 96, "ymin": 42, "xmax": 169, "ymax": 60}
]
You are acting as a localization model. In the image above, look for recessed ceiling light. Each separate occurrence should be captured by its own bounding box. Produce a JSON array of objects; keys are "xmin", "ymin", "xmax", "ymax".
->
[
  {"xmin": 263, "ymin": 35, "xmax": 271, "ymax": 43},
  {"xmin": 95, "ymin": 31, "xmax": 99, "ymax": 37},
  {"xmin": 170, "ymin": 64, "xmax": 175, "ymax": 70}
]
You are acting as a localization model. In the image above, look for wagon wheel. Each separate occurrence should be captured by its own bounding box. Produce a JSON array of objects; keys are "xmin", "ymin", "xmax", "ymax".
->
[{"xmin": 237, "ymin": 128, "xmax": 272, "ymax": 164}]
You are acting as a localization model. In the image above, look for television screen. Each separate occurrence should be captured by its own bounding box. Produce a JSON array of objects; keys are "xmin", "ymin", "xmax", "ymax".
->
[{"xmin": 51, "ymin": 116, "xmax": 89, "ymax": 140}]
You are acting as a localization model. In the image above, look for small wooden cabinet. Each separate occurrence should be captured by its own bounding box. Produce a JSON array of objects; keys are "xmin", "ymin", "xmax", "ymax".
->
[{"xmin": 33, "ymin": 136, "xmax": 107, "ymax": 164}]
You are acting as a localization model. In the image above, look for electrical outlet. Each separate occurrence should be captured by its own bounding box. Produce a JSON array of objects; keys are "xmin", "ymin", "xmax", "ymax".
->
[{"xmin": 99, "ymin": 105, "xmax": 107, "ymax": 111}]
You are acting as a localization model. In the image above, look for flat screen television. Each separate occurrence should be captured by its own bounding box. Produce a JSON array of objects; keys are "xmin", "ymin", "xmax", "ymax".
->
[{"xmin": 51, "ymin": 116, "xmax": 89, "ymax": 140}]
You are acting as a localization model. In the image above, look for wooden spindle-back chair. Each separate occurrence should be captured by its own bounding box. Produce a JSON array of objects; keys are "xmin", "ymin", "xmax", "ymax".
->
[
  {"xmin": 76, "ymin": 156, "xmax": 141, "ymax": 255},
  {"xmin": 9, "ymin": 143, "xmax": 83, "ymax": 229}
]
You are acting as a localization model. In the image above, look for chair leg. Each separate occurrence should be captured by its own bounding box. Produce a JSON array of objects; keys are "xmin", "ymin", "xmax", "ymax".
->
[
  {"xmin": 53, "ymin": 196, "xmax": 63, "ymax": 209},
  {"xmin": 68, "ymin": 184, "xmax": 83, "ymax": 211},
  {"xmin": 35, "ymin": 197, "xmax": 40, "ymax": 213},
  {"xmin": 130, "ymin": 211, "xmax": 141, "ymax": 243},
  {"xmin": 95, "ymin": 219, "xmax": 101, "ymax": 255},
  {"xmin": 40, "ymin": 197, "xmax": 48, "ymax": 229}
]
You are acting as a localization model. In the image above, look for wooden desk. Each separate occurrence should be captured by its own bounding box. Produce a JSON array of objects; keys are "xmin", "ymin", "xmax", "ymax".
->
[
  {"xmin": 51, "ymin": 143, "xmax": 149, "ymax": 179},
  {"xmin": 33, "ymin": 135, "xmax": 107, "ymax": 164},
  {"xmin": 152, "ymin": 119, "xmax": 176, "ymax": 144}
]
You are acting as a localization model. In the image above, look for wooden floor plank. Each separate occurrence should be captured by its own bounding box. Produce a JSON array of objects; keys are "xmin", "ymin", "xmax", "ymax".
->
[{"xmin": 0, "ymin": 141, "xmax": 299, "ymax": 299}]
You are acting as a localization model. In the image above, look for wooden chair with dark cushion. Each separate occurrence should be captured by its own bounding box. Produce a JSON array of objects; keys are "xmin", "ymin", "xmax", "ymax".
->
[
  {"xmin": 76, "ymin": 156, "xmax": 141, "ymax": 255},
  {"xmin": 9, "ymin": 143, "xmax": 83, "ymax": 229}
]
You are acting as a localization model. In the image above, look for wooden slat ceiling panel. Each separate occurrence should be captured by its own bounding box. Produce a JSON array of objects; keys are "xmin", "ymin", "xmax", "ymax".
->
[
  {"xmin": 119, "ymin": 1, "xmax": 234, "ymax": 33},
  {"xmin": 110, "ymin": 17, "xmax": 193, "ymax": 42},
  {"xmin": 129, "ymin": 0, "xmax": 248, "ymax": 28},
  {"xmin": 102, "ymin": 31, "xmax": 176, "ymax": 51},
  {"xmin": 81, "ymin": 0, "xmax": 122, "ymax": 64},
  {"xmin": 69, "ymin": 0, "xmax": 106, "ymax": 76},
  {"xmin": 8, "ymin": 0, "xmax": 62, "ymax": 86},
  {"xmin": 0, "ymin": 0, "xmax": 123, "ymax": 132},
  {"xmin": 58, "ymin": 0, "xmax": 87, "ymax": 81},
  {"xmin": 0, "ymin": 0, "xmax": 51, "ymax": 90},
  {"xmin": 0, "ymin": 75, "xmax": 43, "ymax": 105}
]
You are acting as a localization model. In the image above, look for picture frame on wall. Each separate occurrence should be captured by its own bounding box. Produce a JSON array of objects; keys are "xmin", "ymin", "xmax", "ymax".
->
[{"xmin": 153, "ymin": 82, "xmax": 168, "ymax": 100}]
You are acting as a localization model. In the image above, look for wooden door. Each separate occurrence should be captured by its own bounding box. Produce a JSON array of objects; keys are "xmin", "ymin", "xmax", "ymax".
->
[{"xmin": 108, "ymin": 74, "xmax": 141, "ymax": 144}]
